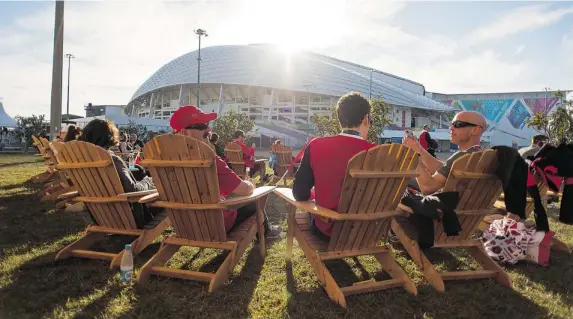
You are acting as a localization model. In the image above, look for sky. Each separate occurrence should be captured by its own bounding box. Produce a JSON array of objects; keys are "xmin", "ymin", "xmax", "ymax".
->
[{"xmin": 1, "ymin": 0, "xmax": 572, "ymax": 118}]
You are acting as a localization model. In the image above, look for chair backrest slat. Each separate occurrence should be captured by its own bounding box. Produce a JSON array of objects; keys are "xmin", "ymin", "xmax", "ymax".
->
[
  {"xmin": 143, "ymin": 134, "xmax": 226, "ymax": 242},
  {"xmin": 327, "ymin": 144, "xmax": 418, "ymax": 252},
  {"xmin": 58, "ymin": 141, "xmax": 137, "ymax": 229}
]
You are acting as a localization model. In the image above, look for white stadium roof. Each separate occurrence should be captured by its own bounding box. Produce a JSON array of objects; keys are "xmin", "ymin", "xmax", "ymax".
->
[
  {"xmin": 129, "ymin": 44, "xmax": 452, "ymax": 112},
  {"xmin": 0, "ymin": 100, "xmax": 17, "ymax": 127}
]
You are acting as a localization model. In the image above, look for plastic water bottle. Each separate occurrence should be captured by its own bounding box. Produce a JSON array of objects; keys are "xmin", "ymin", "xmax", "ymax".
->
[
  {"xmin": 120, "ymin": 244, "xmax": 134, "ymax": 284},
  {"xmin": 128, "ymin": 154, "xmax": 135, "ymax": 169}
]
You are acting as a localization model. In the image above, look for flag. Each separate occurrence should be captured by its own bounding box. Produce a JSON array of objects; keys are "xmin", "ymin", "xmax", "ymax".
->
[{"xmin": 217, "ymin": 85, "xmax": 225, "ymax": 115}]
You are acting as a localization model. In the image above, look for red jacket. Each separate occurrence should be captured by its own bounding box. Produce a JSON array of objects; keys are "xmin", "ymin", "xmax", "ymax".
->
[
  {"xmin": 419, "ymin": 130, "xmax": 429, "ymax": 150},
  {"xmin": 233, "ymin": 139, "xmax": 255, "ymax": 168}
]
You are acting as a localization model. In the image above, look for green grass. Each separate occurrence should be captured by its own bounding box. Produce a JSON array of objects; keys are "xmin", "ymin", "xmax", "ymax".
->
[{"xmin": 1, "ymin": 154, "xmax": 572, "ymax": 318}]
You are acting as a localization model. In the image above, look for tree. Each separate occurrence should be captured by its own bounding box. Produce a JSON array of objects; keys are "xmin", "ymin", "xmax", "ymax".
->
[
  {"xmin": 119, "ymin": 120, "xmax": 147, "ymax": 139},
  {"xmin": 525, "ymin": 90, "xmax": 573, "ymax": 144},
  {"xmin": 13, "ymin": 114, "xmax": 46, "ymax": 152},
  {"xmin": 312, "ymin": 98, "xmax": 392, "ymax": 143},
  {"xmin": 212, "ymin": 110, "xmax": 256, "ymax": 144}
]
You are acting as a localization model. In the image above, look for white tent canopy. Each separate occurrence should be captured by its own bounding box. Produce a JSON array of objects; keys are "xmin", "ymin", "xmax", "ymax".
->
[{"xmin": 0, "ymin": 101, "xmax": 17, "ymax": 128}]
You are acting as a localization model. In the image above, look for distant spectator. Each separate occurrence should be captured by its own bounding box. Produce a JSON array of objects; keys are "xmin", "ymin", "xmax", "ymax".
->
[
  {"xmin": 419, "ymin": 125, "xmax": 431, "ymax": 150},
  {"xmin": 130, "ymin": 133, "xmax": 144, "ymax": 149},
  {"xmin": 63, "ymin": 125, "xmax": 81, "ymax": 142},
  {"xmin": 209, "ymin": 133, "xmax": 226, "ymax": 159},
  {"xmin": 519, "ymin": 134, "xmax": 548, "ymax": 160},
  {"xmin": 118, "ymin": 133, "xmax": 132, "ymax": 153}
]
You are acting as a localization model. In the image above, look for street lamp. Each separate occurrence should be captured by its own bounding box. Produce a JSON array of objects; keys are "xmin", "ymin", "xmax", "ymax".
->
[
  {"xmin": 65, "ymin": 53, "xmax": 75, "ymax": 117},
  {"xmin": 369, "ymin": 69, "xmax": 373, "ymax": 99},
  {"xmin": 544, "ymin": 87, "xmax": 551, "ymax": 113},
  {"xmin": 194, "ymin": 28, "xmax": 208, "ymax": 107}
]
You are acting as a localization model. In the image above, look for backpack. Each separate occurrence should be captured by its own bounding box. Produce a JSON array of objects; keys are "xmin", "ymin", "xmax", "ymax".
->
[{"xmin": 424, "ymin": 131, "xmax": 438, "ymax": 149}]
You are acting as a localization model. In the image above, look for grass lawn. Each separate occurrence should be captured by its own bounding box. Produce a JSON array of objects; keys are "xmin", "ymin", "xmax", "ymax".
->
[{"xmin": 1, "ymin": 154, "xmax": 572, "ymax": 318}]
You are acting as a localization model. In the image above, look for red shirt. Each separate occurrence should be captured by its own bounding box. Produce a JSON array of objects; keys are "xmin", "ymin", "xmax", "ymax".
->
[
  {"xmin": 419, "ymin": 130, "xmax": 429, "ymax": 150},
  {"xmin": 293, "ymin": 133, "xmax": 376, "ymax": 236},
  {"xmin": 233, "ymin": 139, "xmax": 255, "ymax": 168},
  {"xmin": 216, "ymin": 156, "xmax": 242, "ymax": 231}
]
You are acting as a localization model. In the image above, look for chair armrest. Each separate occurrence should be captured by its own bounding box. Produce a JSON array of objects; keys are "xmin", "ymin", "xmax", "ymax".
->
[
  {"xmin": 57, "ymin": 190, "xmax": 79, "ymax": 200},
  {"xmin": 273, "ymin": 188, "xmax": 404, "ymax": 221},
  {"xmin": 219, "ymin": 186, "xmax": 276, "ymax": 209},
  {"xmin": 139, "ymin": 192, "xmax": 160, "ymax": 204},
  {"xmin": 118, "ymin": 190, "xmax": 158, "ymax": 203}
]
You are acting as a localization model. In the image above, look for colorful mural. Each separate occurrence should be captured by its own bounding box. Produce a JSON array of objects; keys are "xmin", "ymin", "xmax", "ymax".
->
[
  {"xmin": 506, "ymin": 100, "xmax": 530, "ymax": 129},
  {"xmin": 437, "ymin": 97, "xmax": 561, "ymax": 130},
  {"xmin": 524, "ymin": 97, "xmax": 559, "ymax": 115}
]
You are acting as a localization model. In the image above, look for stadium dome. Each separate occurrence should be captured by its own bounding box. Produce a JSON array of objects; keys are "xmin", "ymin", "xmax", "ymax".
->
[{"xmin": 128, "ymin": 44, "xmax": 452, "ymax": 113}]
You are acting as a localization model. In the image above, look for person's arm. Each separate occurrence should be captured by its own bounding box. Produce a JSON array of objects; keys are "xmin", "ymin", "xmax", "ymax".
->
[
  {"xmin": 403, "ymin": 135, "xmax": 444, "ymax": 174},
  {"xmin": 231, "ymin": 180, "xmax": 255, "ymax": 196},
  {"xmin": 216, "ymin": 157, "xmax": 255, "ymax": 196},
  {"xmin": 293, "ymin": 146, "xmax": 314, "ymax": 201},
  {"xmin": 111, "ymin": 155, "xmax": 154, "ymax": 192},
  {"xmin": 416, "ymin": 161, "xmax": 447, "ymax": 195}
]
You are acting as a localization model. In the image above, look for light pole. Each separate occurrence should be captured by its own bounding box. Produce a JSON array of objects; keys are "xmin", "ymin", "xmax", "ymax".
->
[
  {"xmin": 194, "ymin": 28, "xmax": 208, "ymax": 107},
  {"xmin": 369, "ymin": 69, "xmax": 373, "ymax": 99},
  {"xmin": 65, "ymin": 53, "xmax": 74, "ymax": 117},
  {"xmin": 49, "ymin": 1, "xmax": 64, "ymax": 141},
  {"xmin": 544, "ymin": 87, "xmax": 550, "ymax": 113}
]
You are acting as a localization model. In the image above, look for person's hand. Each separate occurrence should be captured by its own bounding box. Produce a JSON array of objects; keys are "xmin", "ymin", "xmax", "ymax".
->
[{"xmin": 402, "ymin": 135, "xmax": 421, "ymax": 153}]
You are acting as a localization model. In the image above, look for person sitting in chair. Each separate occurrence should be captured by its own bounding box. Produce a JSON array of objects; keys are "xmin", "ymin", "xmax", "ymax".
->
[
  {"xmin": 170, "ymin": 105, "xmax": 281, "ymax": 237},
  {"xmin": 402, "ymin": 111, "xmax": 487, "ymax": 195},
  {"xmin": 292, "ymin": 92, "xmax": 376, "ymax": 239},
  {"xmin": 79, "ymin": 119, "xmax": 156, "ymax": 227},
  {"xmin": 232, "ymin": 130, "xmax": 270, "ymax": 182}
]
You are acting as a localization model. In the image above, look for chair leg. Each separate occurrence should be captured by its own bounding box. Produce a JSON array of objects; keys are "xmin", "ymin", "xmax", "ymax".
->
[
  {"xmin": 55, "ymin": 229, "xmax": 107, "ymax": 261},
  {"xmin": 466, "ymin": 246, "xmax": 512, "ymax": 288},
  {"xmin": 256, "ymin": 198, "xmax": 266, "ymax": 259},
  {"xmin": 137, "ymin": 243, "xmax": 180, "ymax": 285},
  {"xmin": 374, "ymin": 250, "xmax": 417, "ymax": 295},
  {"xmin": 391, "ymin": 220, "xmax": 445, "ymax": 292},
  {"xmin": 209, "ymin": 249, "xmax": 234, "ymax": 293},
  {"xmin": 286, "ymin": 206, "xmax": 296, "ymax": 263}
]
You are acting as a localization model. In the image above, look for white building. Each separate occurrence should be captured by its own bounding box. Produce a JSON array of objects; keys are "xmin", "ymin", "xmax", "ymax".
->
[{"xmin": 127, "ymin": 44, "xmax": 568, "ymax": 148}]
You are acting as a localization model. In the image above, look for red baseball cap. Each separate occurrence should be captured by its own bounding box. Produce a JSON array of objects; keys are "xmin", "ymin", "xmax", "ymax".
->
[{"xmin": 170, "ymin": 105, "xmax": 217, "ymax": 132}]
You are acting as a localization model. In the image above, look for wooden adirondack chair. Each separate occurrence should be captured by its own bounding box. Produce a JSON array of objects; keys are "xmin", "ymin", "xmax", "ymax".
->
[
  {"xmin": 492, "ymin": 183, "xmax": 571, "ymax": 253},
  {"xmin": 224, "ymin": 142, "xmax": 247, "ymax": 178},
  {"xmin": 391, "ymin": 150, "xmax": 511, "ymax": 292},
  {"xmin": 29, "ymin": 136, "xmax": 56, "ymax": 184},
  {"xmin": 136, "ymin": 134, "xmax": 275, "ymax": 292},
  {"xmin": 54, "ymin": 141, "xmax": 170, "ymax": 268},
  {"xmin": 273, "ymin": 144, "xmax": 418, "ymax": 308},
  {"xmin": 270, "ymin": 143, "xmax": 294, "ymax": 186},
  {"xmin": 40, "ymin": 140, "xmax": 76, "ymax": 202}
]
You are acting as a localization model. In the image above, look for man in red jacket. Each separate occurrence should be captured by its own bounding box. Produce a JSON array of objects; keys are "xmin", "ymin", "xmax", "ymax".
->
[
  {"xmin": 419, "ymin": 124, "xmax": 430, "ymax": 150},
  {"xmin": 233, "ymin": 130, "xmax": 269, "ymax": 181},
  {"xmin": 292, "ymin": 92, "xmax": 376, "ymax": 238}
]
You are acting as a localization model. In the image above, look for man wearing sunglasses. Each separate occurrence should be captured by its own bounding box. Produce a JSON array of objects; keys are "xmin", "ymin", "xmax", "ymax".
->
[
  {"xmin": 519, "ymin": 134, "xmax": 549, "ymax": 160},
  {"xmin": 403, "ymin": 111, "xmax": 487, "ymax": 195},
  {"xmin": 170, "ymin": 105, "xmax": 281, "ymax": 237}
]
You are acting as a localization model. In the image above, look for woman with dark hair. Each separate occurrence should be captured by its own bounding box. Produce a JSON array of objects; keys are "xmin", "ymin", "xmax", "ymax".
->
[
  {"xmin": 63, "ymin": 125, "xmax": 81, "ymax": 142},
  {"xmin": 209, "ymin": 132, "xmax": 226, "ymax": 159},
  {"xmin": 79, "ymin": 119, "xmax": 157, "ymax": 227}
]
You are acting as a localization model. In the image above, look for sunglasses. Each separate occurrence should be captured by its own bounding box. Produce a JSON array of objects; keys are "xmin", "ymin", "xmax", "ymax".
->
[
  {"xmin": 451, "ymin": 120, "xmax": 479, "ymax": 128},
  {"xmin": 185, "ymin": 123, "xmax": 209, "ymax": 130}
]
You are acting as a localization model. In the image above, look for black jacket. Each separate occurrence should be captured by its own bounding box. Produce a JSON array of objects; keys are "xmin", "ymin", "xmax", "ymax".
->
[{"xmin": 492, "ymin": 146, "xmax": 549, "ymax": 231}]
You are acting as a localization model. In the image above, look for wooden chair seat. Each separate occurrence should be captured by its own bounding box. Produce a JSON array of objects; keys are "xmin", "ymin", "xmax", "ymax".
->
[
  {"xmin": 275, "ymin": 144, "xmax": 418, "ymax": 308},
  {"xmin": 391, "ymin": 150, "xmax": 512, "ymax": 292}
]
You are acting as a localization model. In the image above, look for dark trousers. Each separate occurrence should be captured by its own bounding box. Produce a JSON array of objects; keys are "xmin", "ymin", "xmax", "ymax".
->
[
  {"xmin": 228, "ymin": 203, "xmax": 270, "ymax": 233},
  {"xmin": 308, "ymin": 215, "xmax": 331, "ymax": 242}
]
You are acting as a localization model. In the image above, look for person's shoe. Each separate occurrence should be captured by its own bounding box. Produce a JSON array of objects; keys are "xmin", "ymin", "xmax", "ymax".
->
[{"xmin": 261, "ymin": 173, "xmax": 271, "ymax": 183}]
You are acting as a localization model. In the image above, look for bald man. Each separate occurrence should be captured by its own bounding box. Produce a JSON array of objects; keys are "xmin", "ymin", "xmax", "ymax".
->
[{"xmin": 403, "ymin": 111, "xmax": 487, "ymax": 194}]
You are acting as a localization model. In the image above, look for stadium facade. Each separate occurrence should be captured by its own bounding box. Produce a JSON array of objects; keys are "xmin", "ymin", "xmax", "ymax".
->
[{"xmin": 127, "ymin": 44, "xmax": 568, "ymax": 148}]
